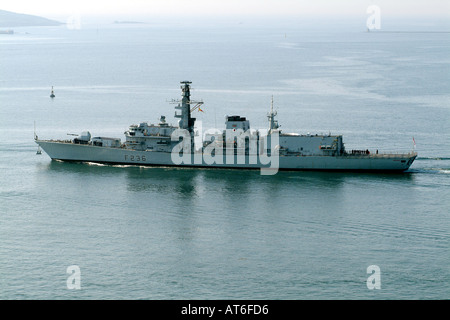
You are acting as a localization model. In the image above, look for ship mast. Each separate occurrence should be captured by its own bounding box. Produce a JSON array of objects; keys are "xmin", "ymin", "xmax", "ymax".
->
[
  {"xmin": 173, "ymin": 81, "xmax": 203, "ymax": 134},
  {"xmin": 267, "ymin": 95, "xmax": 279, "ymax": 133}
]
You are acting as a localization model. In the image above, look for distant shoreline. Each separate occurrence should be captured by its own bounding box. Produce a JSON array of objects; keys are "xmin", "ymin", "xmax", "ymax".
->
[{"xmin": 0, "ymin": 9, "xmax": 63, "ymax": 28}]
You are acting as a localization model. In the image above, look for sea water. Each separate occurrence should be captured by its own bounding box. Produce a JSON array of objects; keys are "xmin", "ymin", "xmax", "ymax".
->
[{"xmin": 0, "ymin": 17, "xmax": 449, "ymax": 299}]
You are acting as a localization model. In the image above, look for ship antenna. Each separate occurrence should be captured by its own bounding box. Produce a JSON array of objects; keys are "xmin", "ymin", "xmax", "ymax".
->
[
  {"xmin": 268, "ymin": 95, "xmax": 279, "ymax": 132},
  {"xmin": 271, "ymin": 95, "xmax": 274, "ymax": 114}
]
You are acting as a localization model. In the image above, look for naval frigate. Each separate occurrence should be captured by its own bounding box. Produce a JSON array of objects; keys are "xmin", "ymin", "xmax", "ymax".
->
[{"xmin": 35, "ymin": 81, "xmax": 417, "ymax": 174}]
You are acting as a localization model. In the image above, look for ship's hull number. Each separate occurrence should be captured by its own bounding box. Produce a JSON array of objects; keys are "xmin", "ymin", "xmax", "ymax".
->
[{"xmin": 124, "ymin": 155, "xmax": 147, "ymax": 162}]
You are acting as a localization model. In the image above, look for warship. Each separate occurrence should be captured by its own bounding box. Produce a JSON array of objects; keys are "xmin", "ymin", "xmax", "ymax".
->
[{"xmin": 35, "ymin": 81, "xmax": 417, "ymax": 174}]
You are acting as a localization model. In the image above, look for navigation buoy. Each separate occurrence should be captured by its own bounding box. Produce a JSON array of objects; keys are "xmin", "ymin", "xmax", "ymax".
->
[{"xmin": 50, "ymin": 86, "xmax": 55, "ymax": 98}]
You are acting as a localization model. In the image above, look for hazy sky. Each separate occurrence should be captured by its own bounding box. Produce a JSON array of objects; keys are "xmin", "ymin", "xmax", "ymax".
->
[{"xmin": 2, "ymin": 0, "xmax": 450, "ymax": 18}]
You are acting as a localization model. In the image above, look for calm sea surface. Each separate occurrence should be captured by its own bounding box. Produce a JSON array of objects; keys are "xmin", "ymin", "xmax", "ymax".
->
[{"xmin": 0, "ymin": 19, "xmax": 449, "ymax": 300}]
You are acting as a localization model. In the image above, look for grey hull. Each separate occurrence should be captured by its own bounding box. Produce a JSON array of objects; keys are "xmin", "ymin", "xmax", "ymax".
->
[{"xmin": 36, "ymin": 140, "xmax": 417, "ymax": 172}]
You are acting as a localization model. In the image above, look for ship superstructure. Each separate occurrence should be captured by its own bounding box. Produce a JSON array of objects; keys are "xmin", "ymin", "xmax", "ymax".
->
[{"xmin": 35, "ymin": 81, "xmax": 417, "ymax": 173}]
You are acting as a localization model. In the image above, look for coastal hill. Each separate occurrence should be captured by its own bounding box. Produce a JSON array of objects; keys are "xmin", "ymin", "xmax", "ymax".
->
[{"xmin": 0, "ymin": 9, "xmax": 63, "ymax": 27}]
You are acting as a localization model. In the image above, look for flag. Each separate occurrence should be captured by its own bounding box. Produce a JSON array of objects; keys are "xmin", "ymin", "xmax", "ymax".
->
[
  {"xmin": 413, "ymin": 137, "xmax": 416, "ymax": 146},
  {"xmin": 198, "ymin": 107, "xmax": 204, "ymax": 112}
]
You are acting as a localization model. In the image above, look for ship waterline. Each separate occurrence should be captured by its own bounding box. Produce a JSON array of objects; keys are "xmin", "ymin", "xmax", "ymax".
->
[
  {"xmin": 35, "ymin": 81, "xmax": 417, "ymax": 173},
  {"xmin": 35, "ymin": 139, "xmax": 416, "ymax": 172}
]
